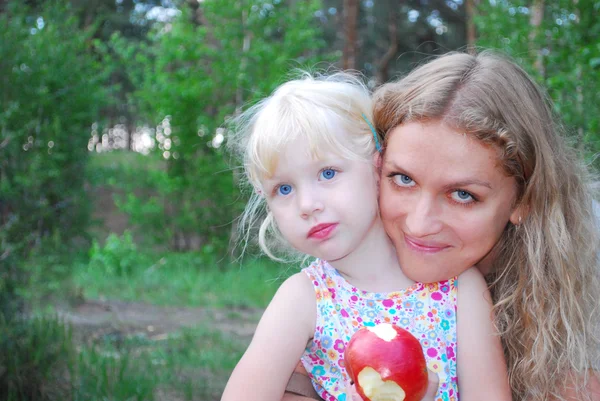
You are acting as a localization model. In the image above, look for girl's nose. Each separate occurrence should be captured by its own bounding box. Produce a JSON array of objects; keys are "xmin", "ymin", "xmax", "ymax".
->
[{"xmin": 297, "ymin": 187, "xmax": 324, "ymax": 219}]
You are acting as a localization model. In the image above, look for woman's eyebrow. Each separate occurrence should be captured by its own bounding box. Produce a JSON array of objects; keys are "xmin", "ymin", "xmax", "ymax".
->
[
  {"xmin": 385, "ymin": 159, "xmax": 493, "ymax": 189},
  {"xmin": 442, "ymin": 180, "xmax": 493, "ymax": 190}
]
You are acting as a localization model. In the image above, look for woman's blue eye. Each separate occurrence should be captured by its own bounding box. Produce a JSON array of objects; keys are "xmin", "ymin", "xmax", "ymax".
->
[
  {"xmin": 393, "ymin": 174, "xmax": 415, "ymax": 187},
  {"xmin": 277, "ymin": 184, "xmax": 292, "ymax": 195},
  {"xmin": 451, "ymin": 190, "xmax": 474, "ymax": 203},
  {"xmin": 320, "ymin": 169, "xmax": 336, "ymax": 180}
]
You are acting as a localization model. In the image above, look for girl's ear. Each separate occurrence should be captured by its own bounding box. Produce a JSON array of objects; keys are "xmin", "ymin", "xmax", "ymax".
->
[
  {"xmin": 372, "ymin": 152, "xmax": 383, "ymax": 189},
  {"xmin": 373, "ymin": 151, "xmax": 382, "ymax": 170},
  {"xmin": 254, "ymin": 186, "xmax": 264, "ymax": 198}
]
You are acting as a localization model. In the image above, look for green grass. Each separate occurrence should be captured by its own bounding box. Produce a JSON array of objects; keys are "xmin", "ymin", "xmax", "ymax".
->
[
  {"xmin": 19, "ymin": 246, "xmax": 292, "ymax": 401},
  {"xmin": 72, "ymin": 323, "xmax": 248, "ymax": 401},
  {"xmin": 74, "ymin": 251, "xmax": 294, "ymax": 309},
  {"xmin": 18, "ymin": 233, "xmax": 301, "ymax": 401}
]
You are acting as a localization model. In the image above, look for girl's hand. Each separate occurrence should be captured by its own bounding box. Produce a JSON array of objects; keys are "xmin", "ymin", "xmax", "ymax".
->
[
  {"xmin": 345, "ymin": 370, "xmax": 439, "ymax": 401},
  {"xmin": 422, "ymin": 369, "xmax": 440, "ymax": 400}
]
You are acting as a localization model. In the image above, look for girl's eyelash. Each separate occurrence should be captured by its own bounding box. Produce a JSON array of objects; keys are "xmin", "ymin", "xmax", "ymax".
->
[{"xmin": 271, "ymin": 184, "xmax": 286, "ymax": 196}]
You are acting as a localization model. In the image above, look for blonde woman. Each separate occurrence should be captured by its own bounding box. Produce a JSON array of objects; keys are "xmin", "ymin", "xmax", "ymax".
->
[{"xmin": 284, "ymin": 51, "xmax": 600, "ymax": 400}]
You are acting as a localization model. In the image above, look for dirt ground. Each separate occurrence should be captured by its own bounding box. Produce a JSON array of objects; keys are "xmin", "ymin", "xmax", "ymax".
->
[
  {"xmin": 56, "ymin": 299, "xmax": 262, "ymax": 401},
  {"xmin": 72, "ymin": 184, "xmax": 263, "ymax": 399},
  {"xmin": 57, "ymin": 298, "xmax": 261, "ymax": 345}
]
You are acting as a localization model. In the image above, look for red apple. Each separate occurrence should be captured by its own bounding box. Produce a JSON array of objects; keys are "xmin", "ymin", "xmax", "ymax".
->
[{"xmin": 344, "ymin": 323, "xmax": 428, "ymax": 401}]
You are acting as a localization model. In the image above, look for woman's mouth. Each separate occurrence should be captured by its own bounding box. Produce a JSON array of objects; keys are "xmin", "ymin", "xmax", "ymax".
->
[{"xmin": 404, "ymin": 234, "xmax": 450, "ymax": 253}]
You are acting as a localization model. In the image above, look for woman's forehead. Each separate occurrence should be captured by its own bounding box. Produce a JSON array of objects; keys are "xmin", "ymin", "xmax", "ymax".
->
[{"xmin": 384, "ymin": 122, "xmax": 510, "ymax": 186}]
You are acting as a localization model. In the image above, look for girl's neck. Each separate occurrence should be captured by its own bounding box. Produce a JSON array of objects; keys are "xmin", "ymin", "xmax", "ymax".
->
[{"xmin": 327, "ymin": 218, "xmax": 415, "ymax": 293}]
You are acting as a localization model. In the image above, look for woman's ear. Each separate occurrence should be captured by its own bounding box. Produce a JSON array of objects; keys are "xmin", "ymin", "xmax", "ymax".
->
[{"xmin": 509, "ymin": 203, "xmax": 529, "ymax": 225}]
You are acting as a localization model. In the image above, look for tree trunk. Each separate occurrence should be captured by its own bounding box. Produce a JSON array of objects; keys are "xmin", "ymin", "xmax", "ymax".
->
[
  {"xmin": 572, "ymin": 0, "xmax": 584, "ymax": 150},
  {"xmin": 342, "ymin": 0, "xmax": 359, "ymax": 70},
  {"xmin": 529, "ymin": 0, "xmax": 545, "ymax": 77},
  {"xmin": 376, "ymin": 7, "xmax": 398, "ymax": 84},
  {"xmin": 228, "ymin": 6, "xmax": 252, "ymax": 262},
  {"xmin": 187, "ymin": 0, "xmax": 204, "ymax": 26},
  {"xmin": 465, "ymin": 0, "xmax": 476, "ymax": 54}
]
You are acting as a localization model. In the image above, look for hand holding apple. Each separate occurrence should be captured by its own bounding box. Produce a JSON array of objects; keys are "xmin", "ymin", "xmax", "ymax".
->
[{"xmin": 344, "ymin": 323, "xmax": 428, "ymax": 401}]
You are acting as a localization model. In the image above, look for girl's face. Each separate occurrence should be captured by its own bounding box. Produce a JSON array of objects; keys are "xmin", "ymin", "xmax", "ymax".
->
[
  {"xmin": 379, "ymin": 120, "xmax": 523, "ymax": 283},
  {"xmin": 261, "ymin": 137, "xmax": 380, "ymax": 263}
]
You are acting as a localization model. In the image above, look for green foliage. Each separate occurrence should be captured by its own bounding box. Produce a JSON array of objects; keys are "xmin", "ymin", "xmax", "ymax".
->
[
  {"xmin": 90, "ymin": 232, "xmax": 142, "ymax": 277},
  {"xmin": 107, "ymin": 1, "xmax": 331, "ymax": 257},
  {"xmin": 0, "ymin": 0, "xmax": 112, "ymax": 320},
  {"xmin": 0, "ymin": 0, "xmax": 111, "ymax": 248},
  {"xmin": 0, "ymin": 2, "xmax": 112, "ymax": 399},
  {"xmin": 475, "ymin": 0, "xmax": 600, "ymax": 163}
]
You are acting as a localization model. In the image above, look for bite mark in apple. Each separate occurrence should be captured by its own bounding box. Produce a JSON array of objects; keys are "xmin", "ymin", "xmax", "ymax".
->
[
  {"xmin": 367, "ymin": 323, "xmax": 398, "ymax": 341},
  {"xmin": 357, "ymin": 367, "xmax": 406, "ymax": 401}
]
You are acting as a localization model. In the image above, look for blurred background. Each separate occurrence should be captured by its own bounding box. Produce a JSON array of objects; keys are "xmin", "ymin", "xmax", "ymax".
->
[{"xmin": 1, "ymin": 0, "xmax": 599, "ymax": 400}]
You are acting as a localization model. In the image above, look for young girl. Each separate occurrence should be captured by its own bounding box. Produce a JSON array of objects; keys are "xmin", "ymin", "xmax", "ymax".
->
[{"xmin": 221, "ymin": 72, "xmax": 511, "ymax": 401}]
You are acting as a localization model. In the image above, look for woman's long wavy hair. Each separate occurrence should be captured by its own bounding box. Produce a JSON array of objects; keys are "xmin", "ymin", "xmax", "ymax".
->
[{"xmin": 372, "ymin": 51, "xmax": 600, "ymax": 400}]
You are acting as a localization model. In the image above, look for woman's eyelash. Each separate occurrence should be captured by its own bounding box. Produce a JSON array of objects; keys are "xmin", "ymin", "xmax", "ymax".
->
[{"xmin": 386, "ymin": 172, "xmax": 480, "ymax": 205}]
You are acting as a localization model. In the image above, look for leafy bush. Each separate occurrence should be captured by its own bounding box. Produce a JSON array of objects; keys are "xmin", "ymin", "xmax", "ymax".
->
[
  {"xmin": 90, "ymin": 232, "xmax": 142, "ymax": 277},
  {"xmin": 0, "ymin": 0, "xmax": 110, "ymax": 249}
]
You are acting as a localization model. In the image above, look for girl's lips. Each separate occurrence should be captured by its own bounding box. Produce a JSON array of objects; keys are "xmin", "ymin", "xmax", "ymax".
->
[
  {"xmin": 307, "ymin": 223, "xmax": 338, "ymax": 240},
  {"xmin": 404, "ymin": 235, "xmax": 450, "ymax": 253}
]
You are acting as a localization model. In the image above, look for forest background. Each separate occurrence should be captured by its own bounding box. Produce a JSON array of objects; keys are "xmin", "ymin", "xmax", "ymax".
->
[{"xmin": 1, "ymin": 0, "xmax": 599, "ymax": 400}]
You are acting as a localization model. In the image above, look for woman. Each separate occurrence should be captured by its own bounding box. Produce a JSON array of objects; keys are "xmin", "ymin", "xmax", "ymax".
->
[{"xmin": 283, "ymin": 51, "xmax": 600, "ymax": 400}]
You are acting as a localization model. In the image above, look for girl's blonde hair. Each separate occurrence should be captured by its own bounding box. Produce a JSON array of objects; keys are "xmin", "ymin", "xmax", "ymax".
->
[
  {"xmin": 229, "ymin": 71, "xmax": 375, "ymax": 260},
  {"xmin": 373, "ymin": 51, "xmax": 600, "ymax": 401}
]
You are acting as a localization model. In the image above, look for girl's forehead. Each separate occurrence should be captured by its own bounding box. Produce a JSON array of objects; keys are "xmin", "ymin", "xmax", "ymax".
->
[{"xmin": 266, "ymin": 143, "xmax": 347, "ymax": 177}]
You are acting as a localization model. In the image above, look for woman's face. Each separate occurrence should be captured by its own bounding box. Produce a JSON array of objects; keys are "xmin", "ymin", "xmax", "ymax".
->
[{"xmin": 379, "ymin": 120, "xmax": 522, "ymax": 283}]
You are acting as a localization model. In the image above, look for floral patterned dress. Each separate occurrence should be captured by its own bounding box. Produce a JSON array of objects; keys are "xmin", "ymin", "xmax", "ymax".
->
[{"xmin": 300, "ymin": 259, "xmax": 459, "ymax": 401}]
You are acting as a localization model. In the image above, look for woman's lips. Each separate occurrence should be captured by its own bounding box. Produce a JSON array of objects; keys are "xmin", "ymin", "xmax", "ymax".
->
[
  {"xmin": 307, "ymin": 223, "xmax": 338, "ymax": 240},
  {"xmin": 404, "ymin": 234, "xmax": 450, "ymax": 253}
]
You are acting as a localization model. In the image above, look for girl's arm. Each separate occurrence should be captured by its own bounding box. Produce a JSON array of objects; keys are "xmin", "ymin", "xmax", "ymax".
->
[
  {"xmin": 456, "ymin": 267, "xmax": 512, "ymax": 400},
  {"xmin": 221, "ymin": 272, "xmax": 316, "ymax": 401}
]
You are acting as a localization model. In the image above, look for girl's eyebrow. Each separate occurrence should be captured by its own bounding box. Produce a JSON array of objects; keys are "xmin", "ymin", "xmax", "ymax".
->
[{"xmin": 384, "ymin": 160, "xmax": 492, "ymax": 189}]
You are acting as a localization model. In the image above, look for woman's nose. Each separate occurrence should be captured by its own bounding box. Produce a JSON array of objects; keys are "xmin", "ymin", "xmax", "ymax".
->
[{"xmin": 404, "ymin": 194, "xmax": 443, "ymax": 237}]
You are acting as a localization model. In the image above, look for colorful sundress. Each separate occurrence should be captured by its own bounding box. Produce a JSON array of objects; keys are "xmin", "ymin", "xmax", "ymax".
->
[{"xmin": 300, "ymin": 259, "xmax": 459, "ymax": 401}]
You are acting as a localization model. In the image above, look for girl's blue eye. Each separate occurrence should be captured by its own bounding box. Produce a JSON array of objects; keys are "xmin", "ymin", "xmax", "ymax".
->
[
  {"xmin": 277, "ymin": 184, "xmax": 292, "ymax": 196},
  {"xmin": 450, "ymin": 190, "xmax": 474, "ymax": 203},
  {"xmin": 320, "ymin": 168, "xmax": 336, "ymax": 180},
  {"xmin": 393, "ymin": 174, "xmax": 415, "ymax": 187}
]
